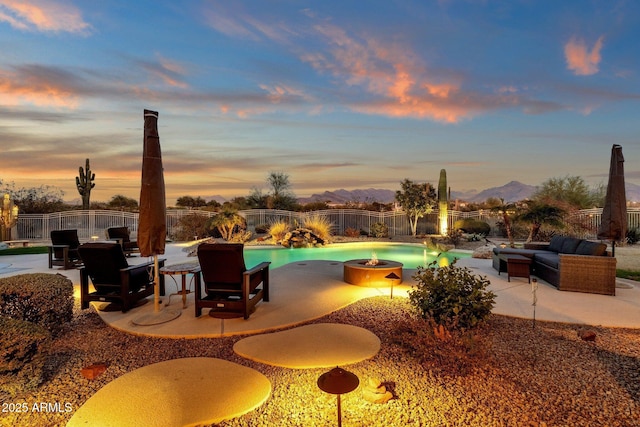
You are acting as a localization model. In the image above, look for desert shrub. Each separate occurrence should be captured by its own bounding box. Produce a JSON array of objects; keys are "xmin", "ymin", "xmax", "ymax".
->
[
  {"xmin": 254, "ymin": 223, "xmax": 269, "ymax": 234},
  {"xmin": 302, "ymin": 214, "xmax": 333, "ymax": 242},
  {"xmin": 466, "ymin": 233, "xmax": 484, "ymax": 242},
  {"xmin": 268, "ymin": 220, "xmax": 290, "ymax": 242},
  {"xmin": 0, "ymin": 273, "xmax": 73, "ymax": 336},
  {"xmin": 409, "ymin": 259, "xmax": 495, "ymax": 331},
  {"xmin": 0, "ymin": 316, "xmax": 51, "ymax": 396},
  {"xmin": 370, "ymin": 222, "xmax": 389, "ymax": 238},
  {"xmin": 453, "ymin": 219, "xmax": 491, "ymax": 235},
  {"xmin": 228, "ymin": 230, "xmax": 252, "ymax": 243},
  {"xmin": 344, "ymin": 227, "xmax": 360, "ymax": 238},
  {"xmin": 627, "ymin": 228, "xmax": 640, "ymax": 245},
  {"xmin": 171, "ymin": 212, "xmax": 212, "ymax": 241},
  {"xmin": 446, "ymin": 228, "xmax": 463, "ymax": 246}
]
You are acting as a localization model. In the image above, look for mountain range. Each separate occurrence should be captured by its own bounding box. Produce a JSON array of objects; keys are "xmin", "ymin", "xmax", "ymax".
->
[{"xmin": 297, "ymin": 180, "xmax": 640, "ymax": 204}]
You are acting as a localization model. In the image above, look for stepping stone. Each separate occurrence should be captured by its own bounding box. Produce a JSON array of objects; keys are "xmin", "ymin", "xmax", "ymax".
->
[
  {"xmin": 234, "ymin": 323, "xmax": 380, "ymax": 368},
  {"xmin": 67, "ymin": 357, "xmax": 270, "ymax": 426}
]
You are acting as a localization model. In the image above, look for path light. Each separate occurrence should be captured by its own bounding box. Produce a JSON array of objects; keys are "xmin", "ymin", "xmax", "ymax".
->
[
  {"xmin": 385, "ymin": 272, "xmax": 400, "ymax": 299},
  {"xmin": 317, "ymin": 366, "xmax": 359, "ymax": 427}
]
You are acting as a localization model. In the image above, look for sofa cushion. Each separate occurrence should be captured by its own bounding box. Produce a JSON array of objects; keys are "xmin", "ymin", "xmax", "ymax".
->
[
  {"xmin": 575, "ymin": 240, "xmax": 607, "ymax": 256},
  {"xmin": 534, "ymin": 253, "xmax": 560, "ymax": 269},
  {"xmin": 548, "ymin": 236, "xmax": 565, "ymax": 253},
  {"xmin": 492, "ymin": 248, "xmax": 541, "ymax": 258},
  {"xmin": 559, "ymin": 237, "xmax": 582, "ymax": 254}
]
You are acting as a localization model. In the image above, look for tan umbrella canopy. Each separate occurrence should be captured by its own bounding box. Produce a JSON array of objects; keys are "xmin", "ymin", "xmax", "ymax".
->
[
  {"xmin": 138, "ymin": 109, "xmax": 166, "ymax": 258},
  {"xmin": 133, "ymin": 109, "xmax": 180, "ymax": 325},
  {"xmin": 597, "ymin": 144, "xmax": 627, "ymax": 256}
]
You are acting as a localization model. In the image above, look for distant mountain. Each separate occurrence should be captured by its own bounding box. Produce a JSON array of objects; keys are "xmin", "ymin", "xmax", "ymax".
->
[
  {"xmin": 451, "ymin": 181, "xmax": 537, "ymax": 203},
  {"xmin": 626, "ymin": 182, "xmax": 640, "ymax": 202},
  {"xmin": 298, "ymin": 188, "xmax": 396, "ymax": 204},
  {"xmin": 205, "ymin": 195, "xmax": 227, "ymax": 204},
  {"xmin": 300, "ymin": 182, "xmax": 537, "ymax": 205}
]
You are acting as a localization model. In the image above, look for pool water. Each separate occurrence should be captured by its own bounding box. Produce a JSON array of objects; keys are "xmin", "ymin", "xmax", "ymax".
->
[{"xmin": 243, "ymin": 242, "xmax": 469, "ymax": 269}]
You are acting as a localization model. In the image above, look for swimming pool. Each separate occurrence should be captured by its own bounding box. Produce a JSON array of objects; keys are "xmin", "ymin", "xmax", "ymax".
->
[{"xmin": 243, "ymin": 242, "xmax": 470, "ymax": 269}]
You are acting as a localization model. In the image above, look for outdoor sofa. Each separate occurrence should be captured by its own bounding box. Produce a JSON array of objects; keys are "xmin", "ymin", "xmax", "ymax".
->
[{"xmin": 492, "ymin": 235, "xmax": 616, "ymax": 295}]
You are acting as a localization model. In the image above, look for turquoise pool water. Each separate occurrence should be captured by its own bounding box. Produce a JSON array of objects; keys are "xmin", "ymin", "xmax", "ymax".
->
[{"xmin": 243, "ymin": 242, "xmax": 470, "ymax": 269}]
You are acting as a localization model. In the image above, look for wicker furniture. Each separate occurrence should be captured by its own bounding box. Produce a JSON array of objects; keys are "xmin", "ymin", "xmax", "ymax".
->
[{"xmin": 492, "ymin": 236, "xmax": 616, "ymax": 295}]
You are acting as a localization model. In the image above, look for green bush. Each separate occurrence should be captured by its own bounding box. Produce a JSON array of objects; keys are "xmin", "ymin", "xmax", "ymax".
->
[
  {"xmin": 254, "ymin": 223, "xmax": 269, "ymax": 234},
  {"xmin": 0, "ymin": 316, "xmax": 51, "ymax": 396},
  {"xmin": 370, "ymin": 222, "xmax": 389, "ymax": 238},
  {"xmin": 409, "ymin": 259, "xmax": 495, "ymax": 330},
  {"xmin": 0, "ymin": 273, "xmax": 73, "ymax": 336},
  {"xmin": 171, "ymin": 212, "xmax": 212, "ymax": 241},
  {"xmin": 344, "ymin": 227, "xmax": 360, "ymax": 238},
  {"xmin": 453, "ymin": 219, "xmax": 491, "ymax": 235}
]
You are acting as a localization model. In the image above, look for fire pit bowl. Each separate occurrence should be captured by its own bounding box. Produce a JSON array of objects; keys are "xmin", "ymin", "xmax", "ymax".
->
[{"xmin": 343, "ymin": 259, "xmax": 403, "ymax": 287}]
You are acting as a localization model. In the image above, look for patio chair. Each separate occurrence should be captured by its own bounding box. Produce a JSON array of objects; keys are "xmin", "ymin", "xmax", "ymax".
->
[
  {"xmin": 48, "ymin": 229, "xmax": 82, "ymax": 270},
  {"xmin": 78, "ymin": 242, "xmax": 165, "ymax": 313},
  {"xmin": 196, "ymin": 243, "xmax": 270, "ymax": 319},
  {"xmin": 106, "ymin": 226, "xmax": 140, "ymax": 256}
]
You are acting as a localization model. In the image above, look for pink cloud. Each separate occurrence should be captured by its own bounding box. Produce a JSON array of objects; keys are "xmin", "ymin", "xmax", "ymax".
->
[
  {"xmin": 564, "ymin": 36, "xmax": 604, "ymax": 76},
  {"xmin": 0, "ymin": 0, "xmax": 91, "ymax": 34},
  {"xmin": 0, "ymin": 67, "xmax": 79, "ymax": 107}
]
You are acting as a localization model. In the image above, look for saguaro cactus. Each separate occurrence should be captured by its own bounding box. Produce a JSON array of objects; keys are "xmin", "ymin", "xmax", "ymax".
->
[
  {"xmin": 438, "ymin": 169, "xmax": 448, "ymax": 235},
  {"xmin": 76, "ymin": 158, "xmax": 95, "ymax": 210}
]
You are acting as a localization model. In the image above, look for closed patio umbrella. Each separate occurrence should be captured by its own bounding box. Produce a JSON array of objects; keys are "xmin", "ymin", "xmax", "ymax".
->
[
  {"xmin": 133, "ymin": 109, "xmax": 180, "ymax": 325},
  {"xmin": 597, "ymin": 144, "xmax": 627, "ymax": 257}
]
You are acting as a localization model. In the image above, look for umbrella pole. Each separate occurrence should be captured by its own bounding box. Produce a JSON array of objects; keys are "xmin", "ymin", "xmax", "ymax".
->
[
  {"xmin": 612, "ymin": 241, "xmax": 616, "ymax": 258},
  {"xmin": 154, "ymin": 255, "xmax": 160, "ymax": 312}
]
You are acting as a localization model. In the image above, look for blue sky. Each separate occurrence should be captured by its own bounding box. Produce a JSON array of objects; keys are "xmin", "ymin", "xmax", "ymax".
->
[{"xmin": 1, "ymin": 0, "xmax": 638, "ymax": 204}]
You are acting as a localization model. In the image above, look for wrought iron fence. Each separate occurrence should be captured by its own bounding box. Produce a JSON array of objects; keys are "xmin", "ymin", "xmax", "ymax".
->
[{"xmin": 12, "ymin": 207, "xmax": 640, "ymax": 242}]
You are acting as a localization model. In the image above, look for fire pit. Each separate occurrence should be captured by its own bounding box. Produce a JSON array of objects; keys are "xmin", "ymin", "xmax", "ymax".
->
[{"xmin": 343, "ymin": 259, "xmax": 403, "ymax": 287}]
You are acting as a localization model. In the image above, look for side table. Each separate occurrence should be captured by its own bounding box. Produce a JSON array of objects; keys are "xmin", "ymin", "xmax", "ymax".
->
[
  {"xmin": 498, "ymin": 254, "xmax": 532, "ymax": 283},
  {"xmin": 160, "ymin": 262, "xmax": 201, "ymax": 309}
]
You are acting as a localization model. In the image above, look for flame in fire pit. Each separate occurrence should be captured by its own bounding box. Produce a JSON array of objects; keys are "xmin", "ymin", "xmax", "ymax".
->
[{"xmin": 365, "ymin": 252, "xmax": 379, "ymax": 266}]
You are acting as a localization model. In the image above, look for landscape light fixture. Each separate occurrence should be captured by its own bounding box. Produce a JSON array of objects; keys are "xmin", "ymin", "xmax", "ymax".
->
[
  {"xmin": 385, "ymin": 272, "xmax": 400, "ymax": 299},
  {"xmin": 317, "ymin": 366, "xmax": 359, "ymax": 427}
]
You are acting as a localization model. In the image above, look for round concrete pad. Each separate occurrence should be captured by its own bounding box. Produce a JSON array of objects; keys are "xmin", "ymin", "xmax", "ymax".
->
[
  {"xmin": 67, "ymin": 357, "xmax": 271, "ymax": 427},
  {"xmin": 233, "ymin": 323, "xmax": 380, "ymax": 369}
]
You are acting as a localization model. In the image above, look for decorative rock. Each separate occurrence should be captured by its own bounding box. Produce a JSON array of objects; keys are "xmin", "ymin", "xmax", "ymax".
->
[
  {"xmin": 280, "ymin": 228, "xmax": 326, "ymax": 248},
  {"xmin": 473, "ymin": 244, "xmax": 496, "ymax": 259},
  {"xmin": 362, "ymin": 377, "xmax": 393, "ymax": 404},
  {"xmin": 81, "ymin": 363, "xmax": 108, "ymax": 380},
  {"xmin": 579, "ymin": 330, "xmax": 597, "ymax": 342}
]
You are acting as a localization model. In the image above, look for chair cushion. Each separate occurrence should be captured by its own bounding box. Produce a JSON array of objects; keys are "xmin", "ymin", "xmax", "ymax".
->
[
  {"xmin": 534, "ymin": 253, "xmax": 560, "ymax": 269},
  {"xmin": 575, "ymin": 240, "xmax": 607, "ymax": 256},
  {"xmin": 559, "ymin": 237, "xmax": 582, "ymax": 254},
  {"xmin": 547, "ymin": 236, "xmax": 565, "ymax": 253}
]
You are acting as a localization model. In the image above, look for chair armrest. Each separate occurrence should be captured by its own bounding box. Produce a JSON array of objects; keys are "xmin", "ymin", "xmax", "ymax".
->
[{"xmin": 244, "ymin": 262, "xmax": 271, "ymax": 276}]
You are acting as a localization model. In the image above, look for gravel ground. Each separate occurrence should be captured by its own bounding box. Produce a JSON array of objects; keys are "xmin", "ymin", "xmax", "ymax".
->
[{"xmin": 3, "ymin": 295, "xmax": 639, "ymax": 427}]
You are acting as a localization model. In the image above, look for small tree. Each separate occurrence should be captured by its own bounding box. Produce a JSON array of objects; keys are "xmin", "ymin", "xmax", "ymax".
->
[
  {"xmin": 176, "ymin": 196, "xmax": 207, "ymax": 209},
  {"xmin": 209, "ymin": 209, "xmax": 246, "ymax": 241},
  {"xmin": 107, "ymin": 194, "xmax": 139, "ymax": 211},
  {"xmin": 488, "ymin": 198, "xmax": 518, "ymax": 247},
  {"xmin": 395, "ymin": 179, "xmax": 437, "ymax": 236},
  {"xmin": 266, "ymin": 171, "xmax": 298, "ymax": 210},
  {"xmin": 518, "ymin": 202, "xmax": 565, "ymax": 242}
]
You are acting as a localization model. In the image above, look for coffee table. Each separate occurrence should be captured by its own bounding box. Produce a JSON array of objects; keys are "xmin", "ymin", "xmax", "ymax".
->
[{"xmin": 498, "ymin": 254, "xmax": 532, "ymax": 283}]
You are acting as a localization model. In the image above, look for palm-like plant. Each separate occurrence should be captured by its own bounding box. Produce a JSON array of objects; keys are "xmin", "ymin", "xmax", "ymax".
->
[
  {"xmin": 209, "ymin": 209, "xmax": 246, "ymax": 241},
  {"xmin": 489, "ymin": 198, "xmax": 517, "ymax": 247},
  {"xmin": 517, "ymin": 202, "xmax": 565, "ymax": 242}
]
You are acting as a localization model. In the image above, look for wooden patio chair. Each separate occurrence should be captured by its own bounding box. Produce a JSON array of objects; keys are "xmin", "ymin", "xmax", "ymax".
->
[
  {"xmin": 106, "ymin": 226, "xmax": 140, "ymax": 256},
  {"xmin": 78, "ymin": 242, "xmax": 165, "ymax": 313},
  {"xmin": 48, "ymin": 229, "xmax": 83, "ymax": 270},
  {"xmin": 195, "ymin": 243, "xmax": 270, "ymax": 319}
]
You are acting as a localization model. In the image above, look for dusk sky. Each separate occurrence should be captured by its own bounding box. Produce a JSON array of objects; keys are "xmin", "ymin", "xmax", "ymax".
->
[{"xmin": 1, "ymin": 0, "xmax": 639, "ymax": 204}]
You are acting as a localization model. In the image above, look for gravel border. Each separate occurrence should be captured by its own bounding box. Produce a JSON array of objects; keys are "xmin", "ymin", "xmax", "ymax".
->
[{"xmin": 3, "ymin": 296, "xmax": 639, "ymax": 427}]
